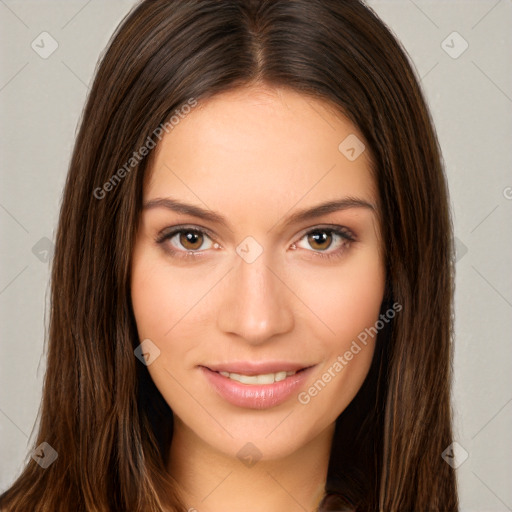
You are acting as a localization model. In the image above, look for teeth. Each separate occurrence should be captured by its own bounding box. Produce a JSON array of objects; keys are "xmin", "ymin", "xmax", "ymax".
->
[{"xmin": 218, "ymin": 370, "xmax": 297, "ymax": 384}]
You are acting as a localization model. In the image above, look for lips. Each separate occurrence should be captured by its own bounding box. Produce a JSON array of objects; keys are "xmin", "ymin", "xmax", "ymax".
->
[
  {"xmin": 199, "ymin": 363, "xmax": 316, "ymax": 409},
  {"xmin": 203, "ymin": 361, "xmax": 312, "ymax": 376},
  {"xmin": 218, "ymin": 370, "xmax": 299, "ymax": 385}
]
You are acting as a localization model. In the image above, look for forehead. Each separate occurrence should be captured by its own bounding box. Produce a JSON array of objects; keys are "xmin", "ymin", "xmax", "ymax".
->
[{"xmin": 144, "ymin": 85, "xmax": 377, "ymax": 220}]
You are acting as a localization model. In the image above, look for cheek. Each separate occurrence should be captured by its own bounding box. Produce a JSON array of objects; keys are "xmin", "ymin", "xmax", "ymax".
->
[
  {"xmin": 291, "ymin": 249, "xmax": 386, "ymax": 347},
  {"xmin": 130, "ymin": 244, "xmax": 222, "ymax": 388},
  {"xmin": 130, "ymin": 246, "xmax": 211, "ymax": 342},
  {"xmin": 130, "ymin": 248, "xmax": 200, "ymax": 406},
  {"xmin": 292, "ymin": 253, "xmax": 385, "ymax": 422},
  {"xmin": 131, "ymin": 259, "xmax": 175, "ymax": 341}
]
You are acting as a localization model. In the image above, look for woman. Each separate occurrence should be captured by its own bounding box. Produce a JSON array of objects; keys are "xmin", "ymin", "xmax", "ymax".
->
[{"xmin": 0, "ymin": 0, "xmax": 458, "ymax": 510}]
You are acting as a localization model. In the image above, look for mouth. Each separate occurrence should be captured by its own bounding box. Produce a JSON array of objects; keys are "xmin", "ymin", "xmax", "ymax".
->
[
  {"xmin": 199, "ymin": 364, "xmax": 316, "ymax": 409},
  {"xmin": 212, "ymin": 367, "xmax": 309, "ymax": 385}
]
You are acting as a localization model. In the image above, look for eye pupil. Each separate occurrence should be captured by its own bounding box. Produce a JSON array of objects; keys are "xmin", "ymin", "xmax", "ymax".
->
[
  {"xmin": 180, "ymin": 231, "xmax": 203, "ymax": 250},
  {"xmin": 308, "ymin": 231, "xmax": 332, "ymax": 250}
]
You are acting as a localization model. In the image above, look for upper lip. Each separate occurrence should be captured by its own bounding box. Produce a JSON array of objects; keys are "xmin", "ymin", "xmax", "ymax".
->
[{"xmin": 202, "ymin": 362, "xmax": 314, "ymax": 375}]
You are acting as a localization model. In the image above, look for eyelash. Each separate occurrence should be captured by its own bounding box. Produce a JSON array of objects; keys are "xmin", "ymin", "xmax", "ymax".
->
[{"xmin": 154, "ymin": 224, "xmax": 356, "ymax": 261}]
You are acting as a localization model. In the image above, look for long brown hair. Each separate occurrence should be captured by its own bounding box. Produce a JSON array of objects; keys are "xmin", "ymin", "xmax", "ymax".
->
[{"xmin": 0, "ymin": 0, "xmax": 458, "ymax": 510}]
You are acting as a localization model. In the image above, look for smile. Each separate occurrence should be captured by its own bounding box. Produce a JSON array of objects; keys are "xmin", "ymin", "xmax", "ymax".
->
[
  {"xmin": 200, "ymin": 365, "xmax": 315, "ymax": 409},
  {"xmin": 218, "ymin": 370, "xmax": 298, "ymax": 384}
]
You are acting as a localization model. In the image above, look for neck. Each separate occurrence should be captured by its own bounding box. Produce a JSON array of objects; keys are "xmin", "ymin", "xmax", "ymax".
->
[{"xmin": 168, "ymin": 417, "xmax": 335, "ymax": 512}]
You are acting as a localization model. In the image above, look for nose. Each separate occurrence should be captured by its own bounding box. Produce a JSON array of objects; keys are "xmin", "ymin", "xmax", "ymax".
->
[{"xmin": 216, "ymin": 250, "xmax": 295, "ymax": 345}]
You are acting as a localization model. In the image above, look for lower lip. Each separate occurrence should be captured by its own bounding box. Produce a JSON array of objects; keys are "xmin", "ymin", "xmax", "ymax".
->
[{"xmin": 200, "ymin": 366, "xmax": 315, "ymax": 409}]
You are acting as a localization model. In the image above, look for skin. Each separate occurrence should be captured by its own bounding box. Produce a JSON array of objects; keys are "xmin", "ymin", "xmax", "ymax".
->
[{"xmin": 130, "ymin": 85, "xmax": 386, "ymax": 512}]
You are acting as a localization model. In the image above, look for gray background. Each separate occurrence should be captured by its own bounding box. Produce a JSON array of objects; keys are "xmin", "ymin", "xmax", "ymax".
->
[{"xmin": 1, "ymin": 1, "xmax": 511, "ymax": 510}]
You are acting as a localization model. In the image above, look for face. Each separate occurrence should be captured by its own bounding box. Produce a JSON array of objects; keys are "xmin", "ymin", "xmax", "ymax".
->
[{"xmin": 130, "ymin": 85, "xmax": 385, "ymax": 462}]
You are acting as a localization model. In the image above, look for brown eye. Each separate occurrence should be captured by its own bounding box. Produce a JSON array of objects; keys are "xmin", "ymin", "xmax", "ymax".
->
[
  {"xmin": 294, "ymin": 226, "xmax": 355, "ymax": 260},
  {"xmin": 156, "ymin": 226, "xmax": 215, "ymax": 256},
  {"xmin": 307, "ymin": 231, "xmax": 333, "ymax": 251},
  {"xmin": 179, "ymin": 230, "xmax": 204, "ymax": 250}
]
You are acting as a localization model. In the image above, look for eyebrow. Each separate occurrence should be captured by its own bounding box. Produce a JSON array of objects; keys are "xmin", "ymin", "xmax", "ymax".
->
[{"xmin": 142, "ymin": 196, "xmax": 376, "ymax": 231}]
